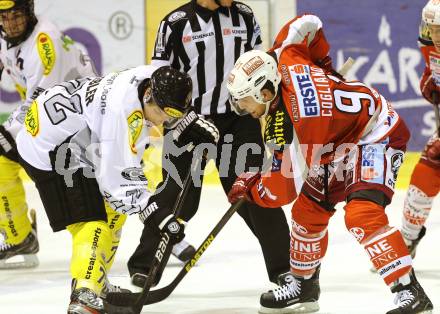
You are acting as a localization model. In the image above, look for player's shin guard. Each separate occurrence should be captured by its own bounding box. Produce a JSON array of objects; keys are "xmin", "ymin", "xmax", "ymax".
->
[
  {"xmin": 0, "ymin": 156, "xmax": 32, "ymax": 245},
  {"xmin": 401, "ymin": 185, "xmax": 433, "ymax": 242},
  {"xmin": 345, "ymin": 199, "xmax": 412, "ymax": 284},
  {"xmin": 363, "ymin": 228, "xmax": 412, "ymax": 285},
  {"xmin": 104, "ymin": 203, "xmax": 126, "ymax": 271},
  {"xmin": 290, "ymin": 226, "xmax": 328, "ymax": 277},
  {"xmin": 67, "ymin": 220, "xmax": 112, "ymax": 294}
]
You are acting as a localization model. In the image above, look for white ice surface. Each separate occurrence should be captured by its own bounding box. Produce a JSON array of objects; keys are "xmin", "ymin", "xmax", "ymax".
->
[{"xmin": 0, "ymin": 183, "xmax": 439, "ymax": 314}]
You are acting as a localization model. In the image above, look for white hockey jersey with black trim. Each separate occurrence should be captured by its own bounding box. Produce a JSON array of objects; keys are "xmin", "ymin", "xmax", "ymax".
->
[
  {"xmin": 16, "ymin": 66, "xmax": 156, "ymax": 216},
  {"xmin": 0, "ymin": 15, "xmax": 96, "ymax": 137}
]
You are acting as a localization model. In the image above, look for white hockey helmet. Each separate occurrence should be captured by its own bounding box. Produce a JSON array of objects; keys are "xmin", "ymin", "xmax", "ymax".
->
[
  {"xmin": 227, "ymin": 50, "xmax": 281, "ymax": 116},
  {"xmin": 423, "ymin": 0, "xmax": 440, "ymax": 25}
]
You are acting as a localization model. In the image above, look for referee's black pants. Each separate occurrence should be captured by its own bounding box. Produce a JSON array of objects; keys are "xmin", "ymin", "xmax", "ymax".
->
[{"xmin": 127, "ymin": 113, "xmax": 290, "ymax": 283}]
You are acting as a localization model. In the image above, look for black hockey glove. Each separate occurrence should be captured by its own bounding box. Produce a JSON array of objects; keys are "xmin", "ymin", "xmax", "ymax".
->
[
  {"xmin": 157, "ymin": 214, "xmax": 185, "ymax": 245},
  {"xmin": 139, "ymin": 201, "xmax": 185, "ymax": 245},
  {"xmin": 172, "ymin": 110, "xmax": 219, "ymax": 147}
]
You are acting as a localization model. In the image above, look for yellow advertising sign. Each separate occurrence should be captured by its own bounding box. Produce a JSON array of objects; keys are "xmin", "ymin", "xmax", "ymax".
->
[{"xmin": 145, "ymin": 0, "xmax": 187, "ymax": 63}]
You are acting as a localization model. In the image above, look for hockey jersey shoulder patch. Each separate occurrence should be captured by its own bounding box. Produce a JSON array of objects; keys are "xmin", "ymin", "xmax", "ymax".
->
[
  {"xmin": 36, "ymin": 33, "xmax": 56, "ymax": 76},
  {"xmin": 234, "ymin": 2, "xmax": 253, "ymax": 15},
  {"xmin": 25, "ymin": 100, "xmax": 40, "ymax": 137},
  {"xmin": 127, "ymin": 110, "xmax": 144, "ymax": 154},
  {"xmin": 168, "ymin": 11, "xmax": 186, "ymax": 23}
]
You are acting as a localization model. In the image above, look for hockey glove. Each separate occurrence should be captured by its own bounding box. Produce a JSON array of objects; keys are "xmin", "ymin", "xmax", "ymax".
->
[
  {"xmin": 139, "ymin": 201, "xmax": 185, "ymax": 245},
  {"xmin": 426, "ymin": 138, "xmax": 440, "ymax": 166},
  {"xmin": 172, "ymin": 110, "xmax": 220, "ymax": 147},
  {"xmin": 420, "ymin": 69, "xmax": 440, "ymax": 105},
  {"xmin": 227, "ymin": 172, "xmax": 261, "ymax": 204},
  {"xmin": 157, "ymin": 214, "xmax": 185, "ymax": 245},
  {"xmin": 316, "ymin": 55, "xmax": 344, "ymax": 81}
]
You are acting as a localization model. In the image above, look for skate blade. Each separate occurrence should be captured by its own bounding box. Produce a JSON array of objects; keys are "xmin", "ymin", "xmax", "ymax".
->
[
  {"xmin": 0, "ymin": 254, "xmax": 39, "ymax": 269},
  {"xmin": 259, "ymin": 301, "xmax": 319, "ymax": 313}
]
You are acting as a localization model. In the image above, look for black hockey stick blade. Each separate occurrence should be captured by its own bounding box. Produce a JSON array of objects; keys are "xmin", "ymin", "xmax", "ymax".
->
[{"xmin": 106, "ymin": 198, "xmax": 245, "ymax": 307}]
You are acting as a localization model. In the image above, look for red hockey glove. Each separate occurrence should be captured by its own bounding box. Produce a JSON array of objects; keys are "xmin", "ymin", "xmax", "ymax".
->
[
  {"xmin": 316, "ymin": 55, "xmax": 344, "ymax": 80},
  {"xmin": 227, "ymin": 172, "xmax": 261, "ymax": 204},
  {"xmin": 420, "ymin": 69, "xmax": 440, "ymax": 105},
  {"xmin": 426, "ymin": 138, "xmax": 440, "ymax": 166}
]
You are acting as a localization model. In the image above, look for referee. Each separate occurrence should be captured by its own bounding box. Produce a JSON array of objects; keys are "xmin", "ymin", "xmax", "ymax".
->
[{"xmin": 128, "ymin": 0, "xmax": 290, "ymax": 287}]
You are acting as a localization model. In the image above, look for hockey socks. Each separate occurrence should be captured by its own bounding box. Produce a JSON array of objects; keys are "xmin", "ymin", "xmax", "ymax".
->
[
  {"xmin": 290, "ymin": 226, "xmax": 328, "ymax": 277},
  {"xmin": 67, "ymin": 220, "xmax": 112, "ymax": 294},
  {"xmin": 364, "ymin": 227, "xmax": 412, "ymax": 285},
  {"xmin": 104, "ymin": 203, "xmax": 126, "ymax": 271},
  {"xmin": 401, "ymin": 185, "xmax": 433, "ymax": 241},
  {"xmin": 0, "ymin": 156, "xmax": 32, "ymax": 245}
]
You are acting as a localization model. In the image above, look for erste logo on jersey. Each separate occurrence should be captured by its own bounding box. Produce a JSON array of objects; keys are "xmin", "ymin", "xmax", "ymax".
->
[
  {"xmin": 25, "ymin": 101, "xmax": 40, "ymax": 137},
  {"xmin": 127, "ymin": 110, "xmax": 144, "ymax": 154},
  {"xmin": 290, "ymin": 65, "xmax": 320, "ymax": 118},
  {"xmin": 36, "ymin": 33, "xmax": 56, "ymax": 76},
  {"xmin": 361, "ymin": 144, "xmax": 384, "ymax": 184}
]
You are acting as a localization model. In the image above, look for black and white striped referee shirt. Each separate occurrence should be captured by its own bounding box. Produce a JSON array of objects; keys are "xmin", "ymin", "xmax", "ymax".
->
[{"xmin": 151, "ymin": 0, "xmax": 262, "ymax": 115}]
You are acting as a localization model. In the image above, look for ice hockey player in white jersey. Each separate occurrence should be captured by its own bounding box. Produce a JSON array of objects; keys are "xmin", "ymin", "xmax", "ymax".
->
[
  {"xmin": 0, "ymin": 0, "xmax": 97, "ymax": 269},
  {"xmin": 16, "ymin": 65, "xmax": 219, "ymax": 313}
]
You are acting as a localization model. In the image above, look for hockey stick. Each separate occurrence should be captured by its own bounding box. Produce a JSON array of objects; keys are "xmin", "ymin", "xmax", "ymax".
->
[
  {"xmin": 338, "ymin": 57, "xmax": 354, "ymax": 77},
  {"xmin": 104, "ymin": 156, "xmax": 197, "ymax": 314},
  {"xmin": 106, "ymin": 198, "xmax": 246, "ymax": 307}
]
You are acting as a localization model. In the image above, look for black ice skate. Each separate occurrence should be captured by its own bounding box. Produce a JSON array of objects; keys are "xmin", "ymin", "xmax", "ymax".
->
[
  {"xmin": 0, "ymin": 209, "xmax": 39, "ymax": 269},
  {"xmin": 404, "ymin": 226, "xmax": 426, "ymax": 259},
  {"xmin": 259, "ymin": 267, "xmax": 321, "ymax": 313},
  {"xmin": 386, "ymin": 269, "xmax": 433, "ymax": 314},
  {"xmin": 172, "ymin": 238, "xmax": 196, "ymax": 262},
  {"xmin": 68, "ymin": 287, "xmax": 105, "ymax": 314}
]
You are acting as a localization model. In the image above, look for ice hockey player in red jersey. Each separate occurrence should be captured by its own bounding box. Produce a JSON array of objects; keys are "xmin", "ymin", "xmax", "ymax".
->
[
  {"xmin": 227, "ymin": 14, "xmax": 434, "ymax": 314},
  {"xmin": 399, "ymin": 0, "xmax": 440, "ymax": 260}
]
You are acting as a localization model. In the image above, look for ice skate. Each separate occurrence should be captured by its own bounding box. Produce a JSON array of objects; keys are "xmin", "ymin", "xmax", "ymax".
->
[
  {"xmin": 386, "ymin": 269, "xmax": 433, "ymax": 314},
  {"xmin": 172, "ymin": 238, "xmax": 196, "ymax": 262},
  {"xmin": 403, "ymin": 226, "xmax": 426, "ymax": 259},
  {"xmin": 100, "ymin": 277, "xmax": 131, "ymax": 300},
  {"xmin": 68, "ymin": 287, "xmax": 106, "ymax": 314},
  {"xmin": 259, "ymin": 267, "xmax": 320, "ymax": 313},
  {"xmin": 0, "ymin": 209, "xmax": 39, "ymax": 269}
]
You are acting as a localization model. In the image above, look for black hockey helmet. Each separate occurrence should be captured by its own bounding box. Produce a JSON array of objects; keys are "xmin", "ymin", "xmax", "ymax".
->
[
  {"xmin": 0, "ymin": 0, "xmax": 37, "ymax": 46},
  {"xmin": 150, "ymin": 66, "xmax": 192, "ymax": 119}
]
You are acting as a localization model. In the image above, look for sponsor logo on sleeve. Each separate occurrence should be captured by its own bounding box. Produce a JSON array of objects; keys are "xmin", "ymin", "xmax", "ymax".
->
[
  {"xmin": 360, "ymin": 144, "xmax": 384, "ymax": 184},
  {"xmin": 235, "ymin": 3, "xmax": 253, "ymax": 15},
  {"xmin": 127, "ymin": 110, "xmax": 144, "ymax": 154},
  {"xmin": 289, "ymin": 65, "xmax": 320, "ymax": 118},
  {"xmin": 36, "ymin": 33, "xmax": 56, "ymax": 76},
  {"xmin": 168, "ymin": 11, "xmax": 186, "ymax": 23},
  {"xmin": 25, "ymin": 101, "xmax": 39, "ymax": 137}
]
